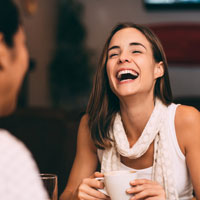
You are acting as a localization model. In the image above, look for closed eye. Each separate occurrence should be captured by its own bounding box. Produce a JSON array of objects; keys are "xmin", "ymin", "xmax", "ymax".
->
[
  {"xmin": 132, "ymin": 50, "xmax": 141, "ymax": 54},
  {"xmin": 109, "ymin": 53, "xmax": 118, "ymax": 58}
]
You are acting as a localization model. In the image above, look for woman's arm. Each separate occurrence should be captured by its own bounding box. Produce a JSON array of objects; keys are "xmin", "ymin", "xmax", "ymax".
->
[
  {"xmin": 60, "ymin": 114, "xmax": 100, "ymax": 200},
  {"xmin": 175, "ymin": 105, "xmax": 200, "ymax": 199}
]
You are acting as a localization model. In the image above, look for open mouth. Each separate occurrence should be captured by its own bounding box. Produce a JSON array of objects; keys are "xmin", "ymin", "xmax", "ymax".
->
[{"xmin": 117, "ymin": 69, "xmax": 139, "ymax": 82}]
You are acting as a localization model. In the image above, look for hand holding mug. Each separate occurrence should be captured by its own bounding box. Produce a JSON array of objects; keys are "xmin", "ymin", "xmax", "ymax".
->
[
  {"xmin": 77, "ymin": 172, "xmax": 110, "ymax": 200},
  {"xmin": 127, "ymin": 179, "xmax": 166, "ymax": 200}
]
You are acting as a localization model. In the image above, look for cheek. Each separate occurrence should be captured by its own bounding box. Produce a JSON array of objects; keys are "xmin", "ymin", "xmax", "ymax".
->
[
  {"xmin": 141, "ymin": 58, "xmax": 155, "ymax": 76},
  {"xmin": 13, "ymin": 47, "xmax": 29, "ymax": 90},
  {"xmin": 19, "ymin": 47, "xmax": 29, "ymax": 76},
  {"xmin": 140, "ymin": 69, "xmax": 156, "ymax": 91},
  {"xmin": 22, "ymin": 46, "xmax": 29, "ymax": 67}
]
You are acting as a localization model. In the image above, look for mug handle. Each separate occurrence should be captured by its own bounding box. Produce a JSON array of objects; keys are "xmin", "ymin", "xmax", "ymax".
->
[{"xmin": 95, "ymin": 177, "xmax": 108, "ymax": 196}]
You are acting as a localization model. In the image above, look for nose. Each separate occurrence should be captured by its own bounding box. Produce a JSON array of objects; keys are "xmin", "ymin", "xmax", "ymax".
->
[{"xmin": 118, "ymin": 51, "xmax": 131, "ymax": 64}]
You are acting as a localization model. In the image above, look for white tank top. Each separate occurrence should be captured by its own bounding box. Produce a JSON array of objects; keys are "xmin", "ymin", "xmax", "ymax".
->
[{"xmin": 97, "ymin": 103, "xmax": 193, "ymax": 199}]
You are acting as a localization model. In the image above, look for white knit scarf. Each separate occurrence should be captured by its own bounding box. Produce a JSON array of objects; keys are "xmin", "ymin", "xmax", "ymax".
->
[{"xmin": 101, "ymin": 98, "xmax": 179, "ymax": 199}]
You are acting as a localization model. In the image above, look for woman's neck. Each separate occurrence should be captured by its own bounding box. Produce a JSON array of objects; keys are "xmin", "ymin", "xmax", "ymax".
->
[{"xmin": 119, "ymin": 95, "xmax": 155, "ymax": 145}]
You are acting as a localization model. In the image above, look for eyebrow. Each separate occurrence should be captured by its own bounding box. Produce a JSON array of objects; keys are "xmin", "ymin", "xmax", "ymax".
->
[
  {"xmin": 108, "ymin": 42, "xmax": 146, "ymax": 52},
  {"xmin": 130, "ymin": 42, "xmax": 146, "ymax": 49}
]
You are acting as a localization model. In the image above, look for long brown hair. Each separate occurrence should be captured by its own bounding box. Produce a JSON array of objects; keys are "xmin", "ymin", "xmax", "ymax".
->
[{"xmin": 86, "ymin": 23, "xmax": 173, "ymax": 149}]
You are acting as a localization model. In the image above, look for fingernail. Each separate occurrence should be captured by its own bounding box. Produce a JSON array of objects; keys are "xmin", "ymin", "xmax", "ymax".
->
[
  {"xmin": 126, "ymin": 188, "xmax": 131, "ymax": 193},
  {"xmin": 130, "ymin": 180, "xmax": 135, "ymax": 184}
]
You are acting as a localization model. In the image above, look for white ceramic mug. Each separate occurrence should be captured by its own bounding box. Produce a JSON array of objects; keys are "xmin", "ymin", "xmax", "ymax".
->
[{"xmin": 96, "ymin": 170, "xmax": 137, "ymax": 200}]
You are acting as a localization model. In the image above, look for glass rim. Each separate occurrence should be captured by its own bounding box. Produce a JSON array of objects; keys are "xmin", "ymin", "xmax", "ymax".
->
[{"xmin": 40, "ymin": 173, "xmax": 57, "ymax": 179}]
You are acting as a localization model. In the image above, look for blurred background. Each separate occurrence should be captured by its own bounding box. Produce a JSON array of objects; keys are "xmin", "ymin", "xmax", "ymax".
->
[
  {"xmin": 15, "ymin": 0, "xmax": 200, "ymax": 109},
  {"xmin": 1, "ymin": 0, "xmax": 200, "ymax": 196}
]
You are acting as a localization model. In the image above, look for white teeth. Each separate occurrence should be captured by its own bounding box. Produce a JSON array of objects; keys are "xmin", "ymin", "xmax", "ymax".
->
[{"xmin": 117, "ymin": 70, "xmax": 138, "ymax": 79}]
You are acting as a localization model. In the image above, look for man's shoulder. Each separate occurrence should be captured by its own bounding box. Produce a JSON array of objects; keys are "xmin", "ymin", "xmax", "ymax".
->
[{"xmin": 0, "ymin": 129, "xmax": 29, "ymax": 154}]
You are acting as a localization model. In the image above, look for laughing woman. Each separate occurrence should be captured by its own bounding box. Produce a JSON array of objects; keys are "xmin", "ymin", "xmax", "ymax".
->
[{"xmin": 60, "ymin": 23, "xmax": 200, "ymax": 200}]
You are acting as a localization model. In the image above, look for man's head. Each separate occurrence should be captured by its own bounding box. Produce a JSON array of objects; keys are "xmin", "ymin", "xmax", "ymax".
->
[{"xmin": 0, "ymin": 0, "xmax": 29, "ymax": 116}]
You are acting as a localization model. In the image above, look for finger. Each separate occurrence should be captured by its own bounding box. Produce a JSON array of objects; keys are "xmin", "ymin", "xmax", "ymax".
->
[
  {"xmin": 83, "ymin": 178, "xmax": 104, "ymax": 189},
  {"xmin": 79, "ymin": 183, "xmax": 107, "ymax": 199},
  {"xmin": 94, "ymin": 171, "xmax": 104, "ymax": 178},
  {"xmin": 130, "ymin": 179, "xmax": 156, "ymax": 186},
  {"xmin": 78, "ymin": 191, "xmax": 105, "ymax": 200},
  {"xmin": 89, "ymin": 171, "xmax": 103, "ymax": 178},
  {"xmin": 127, "ymin": 183, "xmax": 152, "ymax": 194},
  {"xmin": 145, "ymin": 197, "xmax": 165, "ymax": 200},
  {"xmin": 130, "ymin": 188, "xmax": 165, "ymax": 200},
  {"xmin": 127, "ymin": 183, "xmax": 163, "ymax": 194}
]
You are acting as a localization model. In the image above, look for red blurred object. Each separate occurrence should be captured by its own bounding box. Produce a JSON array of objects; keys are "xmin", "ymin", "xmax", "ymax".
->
[{"xmin": 149, "ymin": 23, "xmax": 200, "ymax": 66}]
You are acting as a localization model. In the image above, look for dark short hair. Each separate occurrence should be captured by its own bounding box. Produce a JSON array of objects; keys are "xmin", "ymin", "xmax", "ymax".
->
[
  {"xmin": 0, "ymin": 0, "xmax": 20, "ymax": 47},
  {"xmin": 87, "ymin": 22, "xmax": 173, "ymax": 149}
]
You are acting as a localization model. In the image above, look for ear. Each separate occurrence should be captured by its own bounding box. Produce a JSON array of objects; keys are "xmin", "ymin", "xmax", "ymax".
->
[
  {"xmin": 0, "ymin": 34, "xmax": 3, "ymax": 70},
  {"xmin": 154, "ymin": 61, "xmax": 164, "ymax": 79},
  {"xmin": 0, "ymin": 33, "xmax": 10, "ymax": 71}
]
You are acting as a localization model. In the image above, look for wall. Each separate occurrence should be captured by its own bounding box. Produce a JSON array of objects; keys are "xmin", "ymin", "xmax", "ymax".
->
[
  {"xmin": 15, "ymin": 0, "xmax": 58, "ymax": 107},
  {"xmin": 19, "ymin": 0, "xmax": 200, "ymax": 107}
]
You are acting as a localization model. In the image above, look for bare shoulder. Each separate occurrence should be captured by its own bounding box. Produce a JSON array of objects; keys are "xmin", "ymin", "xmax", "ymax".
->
[
  {"xmin": 79, "ymin": 113, "xmax": 89, "ymax": 126},
  {"xmin": 175, "ymin": 105, "xmax": 200, "ymax": 154},
  {"xmin": 175, "ymin": 105, "xmax": 200, "ymax": 127},
  {"xmin": 78, "ymin": 113, "xmax": 90, "ymax": 137}
]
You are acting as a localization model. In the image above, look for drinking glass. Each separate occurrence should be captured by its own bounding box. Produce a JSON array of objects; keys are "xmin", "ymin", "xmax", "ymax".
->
[{"xmin": 40, "ymin": 173, "xmax": 58, "ymax": 200}]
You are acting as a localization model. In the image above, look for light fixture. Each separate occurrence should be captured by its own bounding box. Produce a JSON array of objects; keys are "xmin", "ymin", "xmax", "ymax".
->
[{"xmin": 21, "ymin": 0, "xmax": 38, "ymax": 15}]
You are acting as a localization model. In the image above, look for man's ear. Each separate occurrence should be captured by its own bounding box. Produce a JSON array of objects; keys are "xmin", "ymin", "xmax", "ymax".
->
[
  {"xmin": 0, "ymin": 34, "xmax": 4, "ymax": 70},
  {"xmin": 154, "ymin": 61, "xmax": 164, "ymax": 79},
  {"xmin": 0, "ymin": 33, "xmax": 9, "ymax": 71}
]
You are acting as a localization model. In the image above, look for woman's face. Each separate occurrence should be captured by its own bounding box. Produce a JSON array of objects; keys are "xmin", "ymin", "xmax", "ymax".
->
[
  {"xmin": 0, "ymin": 27, "xmax": 29, "ymax": 116},
  {"xmin": 106, "ymin": 27, "xmax": 163, "ymax": 100}
]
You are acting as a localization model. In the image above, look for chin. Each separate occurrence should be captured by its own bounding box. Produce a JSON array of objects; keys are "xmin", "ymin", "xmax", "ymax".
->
[
  {"xmin": 114, "ymin": 89, "xmax": 137, "ymax": 98},
  {"xmin": 0, "ymin": 102, "xmax": 16, "ymax": 117}
]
